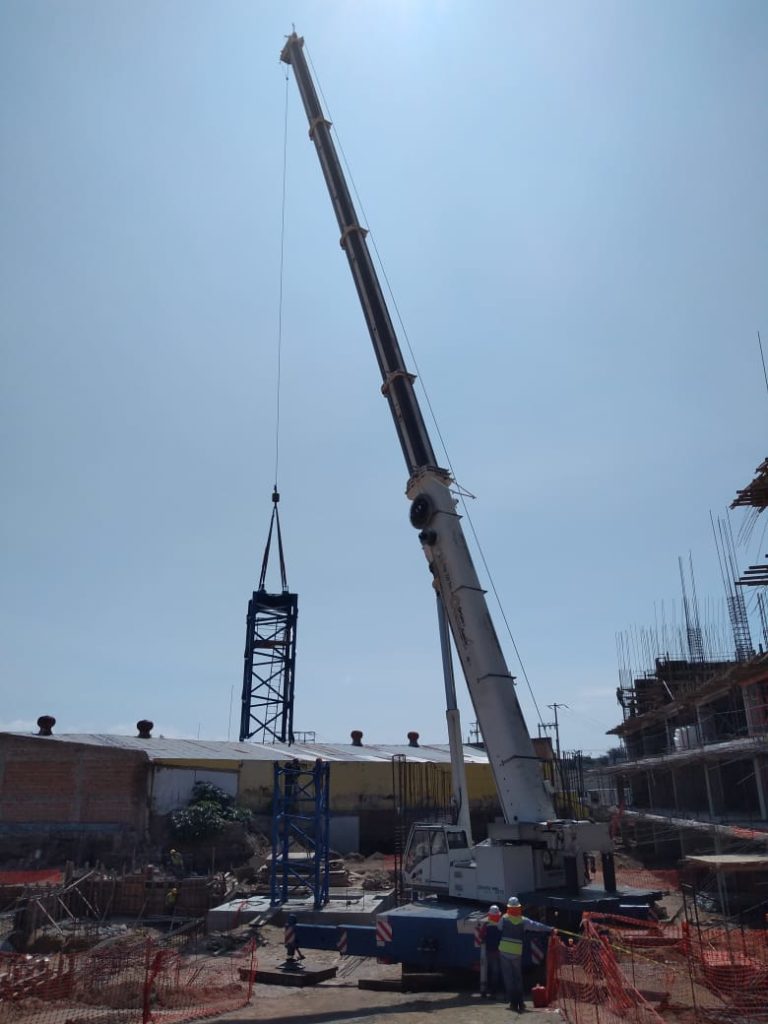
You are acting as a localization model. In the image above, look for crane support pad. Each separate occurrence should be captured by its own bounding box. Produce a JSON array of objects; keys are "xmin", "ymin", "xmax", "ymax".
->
[{"xmin": 256, "ymin": 964, "xmax": 338, "ymax": 987}]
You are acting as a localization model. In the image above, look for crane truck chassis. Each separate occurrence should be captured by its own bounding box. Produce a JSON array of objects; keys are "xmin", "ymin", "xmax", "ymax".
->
[{"xmin": 275, "ymin": 31, "xmax": 658, "ymax": 973}]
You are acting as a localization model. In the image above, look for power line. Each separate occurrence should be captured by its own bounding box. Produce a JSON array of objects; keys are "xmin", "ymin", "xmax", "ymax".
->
[{"xmin": 758, "ymin": 330, "xmax": 768, "ymax": 403}]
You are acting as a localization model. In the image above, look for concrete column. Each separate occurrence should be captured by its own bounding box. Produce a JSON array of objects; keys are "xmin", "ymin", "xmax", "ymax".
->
[
  {"xmin": 670, "ymin": 768, "xmax": 680, "ymax": 814},
  {"xmin": 678, "ymin": 826, "xmax": 687, "ymax": 859},
  {"xmin": 695, "ymin": 705, "xmax": 705, "ymax": 745},
  {"xmin": 703, "ymin": 763, "xmax": 716, "ymax": 818},
  {"xmin": 665, "ymin": 719, "xmax": 674, "ymax": 753},
  {"xmin": 564, "ymin": 855, "xmax": 579, "ymax": 895},
  {"xmin": 601, "ymin": 852, "xmax": 617, "ymax": 893},
  {"xmin": 703, "ymin": 766, "xmax": 723, "ymax": 856},
  {"xmin": 705, "ymin": 762, "xmax": 725, "ymax": 817},
  {"xmin": 754, "ymin": 756, "xmax": 768, "ymax": 821}
]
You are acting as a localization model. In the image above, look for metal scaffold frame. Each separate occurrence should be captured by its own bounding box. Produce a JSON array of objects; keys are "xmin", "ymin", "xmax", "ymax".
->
[{"xmin": 270, "ymin": 758, "xmax": 330, "ymax": 909}]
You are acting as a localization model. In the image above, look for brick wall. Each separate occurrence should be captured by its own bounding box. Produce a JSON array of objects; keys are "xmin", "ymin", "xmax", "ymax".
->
[{"xmin": 0, "ymin": 734, "xmax": 150, "ymax": 830}]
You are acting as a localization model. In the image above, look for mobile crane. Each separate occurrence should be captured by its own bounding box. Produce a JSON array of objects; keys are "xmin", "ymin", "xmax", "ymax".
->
[{"xmin": 279, "ymin": 33, "xmax": 630, "ymax": 968}]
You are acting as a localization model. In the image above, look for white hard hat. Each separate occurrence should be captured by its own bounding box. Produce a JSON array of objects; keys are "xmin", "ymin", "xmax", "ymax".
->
[
  {"xmin": 507, "ymin": 896, "xmax": 521, "ymax": 908},
  {"xmin": 489, "ymin": 904, "xmax": 500, "ymax": 914}
]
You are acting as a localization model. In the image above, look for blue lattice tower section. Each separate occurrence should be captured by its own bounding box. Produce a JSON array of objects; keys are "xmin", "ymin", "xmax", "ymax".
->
[{"xmin": 270, "ymin": 758, "xmax": 330, "ymax": 909}]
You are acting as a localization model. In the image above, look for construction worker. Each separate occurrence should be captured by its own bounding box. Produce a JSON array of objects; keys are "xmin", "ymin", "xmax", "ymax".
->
[
  {"xmin": 169, "ymin": 849, "xmax": 184, "ymax": 879},
  {"xmin": 480, "ymin": 903, "xmax": 503, "ymax": 998},
  {"xmin": 499, "ymin": 896, "xmax": 553, "ymax": 1013},
  {"xmin": 284, "ymin": 913, "xmax": 305, "ymax": 965},
  {"xmin": 165, "ymin": 886, "xmax": 178, "ymax": 919}
]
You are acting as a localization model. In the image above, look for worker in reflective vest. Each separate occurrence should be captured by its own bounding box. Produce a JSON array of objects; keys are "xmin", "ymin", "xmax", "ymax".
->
[
  {"xmin": 480, "ymin": 903, "xmax": 503, "ymax": 998},
  {"xmin": 499, "ymin": 896, "xmax": 553, "ymax": 1012}
]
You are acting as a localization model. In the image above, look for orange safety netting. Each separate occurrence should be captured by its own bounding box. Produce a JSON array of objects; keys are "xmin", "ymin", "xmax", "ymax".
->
[
  {"xmin": 0, "ymin": 933, "xmax": 256, "ymax": 1024},
  {"xmin": 547, "ymin": 912, "xmax": 768, "ymax": 1024},
  {"xmin": 0, "ymin": 873, "xmax": 63, "ymax": 887}
]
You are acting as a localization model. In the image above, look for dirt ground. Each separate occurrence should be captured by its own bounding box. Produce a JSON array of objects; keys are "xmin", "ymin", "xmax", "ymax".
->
[
  {"xmin": 210, "ymin": 925, "xmax": 562, "ymax": 1024},
  {"xmin": 216, "ymin": 986, "xmax": 563, "ymax": 1024}
]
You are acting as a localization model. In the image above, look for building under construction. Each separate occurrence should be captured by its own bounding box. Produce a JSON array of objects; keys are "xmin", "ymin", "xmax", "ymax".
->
[{"xmin": 603, "ymin": 457, "xmax": 768, "ymax": 865}]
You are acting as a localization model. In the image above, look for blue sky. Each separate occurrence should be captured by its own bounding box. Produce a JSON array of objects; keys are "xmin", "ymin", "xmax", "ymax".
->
[{"xmin": 1, "ymin": 1, "xmax": 766, "ymax": 754}]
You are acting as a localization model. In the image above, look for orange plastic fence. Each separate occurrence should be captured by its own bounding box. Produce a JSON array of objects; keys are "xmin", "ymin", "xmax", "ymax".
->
[
  {"xmin": 0, "ymin": 933, "xmax": 256, "ymax": 1024},
  {"xmin": 548, "ymin": 912, "xmax": 768, "ymax": 1024},
  {"xmin": 593, "ymin": 864, "xmax": 681, "ymax": 895},
  {"xmin": 0, "ymin": 872, "xmax": 63, "ymax": 887},
  {"xmin": 546, "ymin": 927, "xmax": 666, "ymax": 1024}
]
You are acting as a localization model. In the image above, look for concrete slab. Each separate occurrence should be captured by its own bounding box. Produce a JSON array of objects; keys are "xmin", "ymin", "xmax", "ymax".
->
[
  {"xmin": 207, "ymin": 890, "xmax": 393, "ymax": 931},
  {"xmin": 207, "ymin": 896, "xmax": 273, "ymax": 931},
  {"xmin": 273, "ymin": 890, "xmax": 393, "ymax": 925}
]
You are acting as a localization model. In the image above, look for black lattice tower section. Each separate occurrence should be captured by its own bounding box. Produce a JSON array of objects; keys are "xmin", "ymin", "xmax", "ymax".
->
[{"xmin": 240, "ymin": 489, "xmax": 298, "ymax": 743}]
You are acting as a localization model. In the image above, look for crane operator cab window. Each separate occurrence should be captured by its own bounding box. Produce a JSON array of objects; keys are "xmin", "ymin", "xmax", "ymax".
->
[
  {"xmin": 404, "ymin": 824, "xmax": 469, "ymax": 891},
  {"xmin": 447, "ymin": 830, "xmax": 469, "ymax": 850},
  {"xmin": 404, "ymin": 828, "xmax": 431, "ymax": 875},
  {"xmin": 431, "ymin": 830, "xmax": 448, "ymax": 856}
]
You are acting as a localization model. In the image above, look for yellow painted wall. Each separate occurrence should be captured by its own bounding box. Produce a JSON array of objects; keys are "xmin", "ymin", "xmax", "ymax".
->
[{"xmin": 154, "ymin": 756, "xmax": 499, "ymax": 815}]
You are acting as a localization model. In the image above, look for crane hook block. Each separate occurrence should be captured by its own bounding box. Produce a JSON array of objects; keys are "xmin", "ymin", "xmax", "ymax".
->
[{"xmin": 410, "ymin": 494, "xmax": 435, "ymax": 530}]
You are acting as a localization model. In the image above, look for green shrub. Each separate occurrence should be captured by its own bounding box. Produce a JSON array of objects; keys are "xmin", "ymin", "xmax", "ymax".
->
[{"xmin": 169, "ymin": 783, "xmax": 252, "ymax": 840}]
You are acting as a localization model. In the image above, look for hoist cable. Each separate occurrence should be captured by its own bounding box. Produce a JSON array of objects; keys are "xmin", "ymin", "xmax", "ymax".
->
[
  {"xmin": 273, "ymin": 66, "xmax": 290, "ymax": 491},
  {"xmin": 258, "ymin": 70, "xmax": 291, "ymax": 594},
  {"xmin": 304, "ymin": 47, "xmax": 545, "ymax": 728}
]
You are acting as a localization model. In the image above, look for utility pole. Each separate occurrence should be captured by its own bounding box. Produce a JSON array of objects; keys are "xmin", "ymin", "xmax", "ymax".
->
[{"xmin": 547, "ymin": 703, "xmax": 568, "ymax": 762}]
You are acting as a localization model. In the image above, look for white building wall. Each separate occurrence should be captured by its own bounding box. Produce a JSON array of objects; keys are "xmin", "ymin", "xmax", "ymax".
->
[{"xmin": 152, "ymin": 766, "xmax": 239, "ymax": 814}]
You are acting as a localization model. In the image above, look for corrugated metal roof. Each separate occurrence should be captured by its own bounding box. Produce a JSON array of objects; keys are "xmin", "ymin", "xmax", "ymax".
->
[{"xmin": 3, "ymin": 732, "xmax": 490, "ymax": 765}]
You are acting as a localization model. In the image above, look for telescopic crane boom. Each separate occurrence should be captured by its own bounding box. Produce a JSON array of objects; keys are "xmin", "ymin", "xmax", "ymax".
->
[
  {"xmin": 281, "ymin": 33, "xmax": 612, "ymax": 902},
  {"xmin": 280, "ymin": 30, "xmax": 551, "ymax": 825}
]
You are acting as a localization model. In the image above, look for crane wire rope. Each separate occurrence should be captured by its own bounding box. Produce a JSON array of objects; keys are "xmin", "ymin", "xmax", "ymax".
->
[
  {"xmin": 256, "ymin": 67, "xmax": 291, "ymax": 593},
  {"xmin": 304, "ymin": 47, "xmax": 545, "ymax": 728},
  {"xmin": 273, "ymin": 65, "xmax": 290, "ymax": 491}
]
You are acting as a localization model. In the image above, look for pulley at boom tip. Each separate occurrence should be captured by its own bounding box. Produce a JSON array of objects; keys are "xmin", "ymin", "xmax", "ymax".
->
[{"xmin": 280, "ymin": 31, "xmax": 303, "ymax": 65}]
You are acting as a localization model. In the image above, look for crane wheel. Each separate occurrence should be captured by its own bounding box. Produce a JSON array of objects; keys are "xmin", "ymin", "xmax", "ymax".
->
[{"xmin": 409, "ymin": 494, "xmax": 435, "ymax": 529}]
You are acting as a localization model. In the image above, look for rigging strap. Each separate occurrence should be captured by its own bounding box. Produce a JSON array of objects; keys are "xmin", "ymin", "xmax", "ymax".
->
[{"xmin": 258, "ymin": 488, "xmax": 289, "ymax": 592}]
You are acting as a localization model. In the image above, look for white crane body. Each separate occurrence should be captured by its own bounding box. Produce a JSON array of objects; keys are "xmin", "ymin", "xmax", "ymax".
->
[{"xmin": 280, "ymin": 32, "xmax": 612, "ymax": 903}]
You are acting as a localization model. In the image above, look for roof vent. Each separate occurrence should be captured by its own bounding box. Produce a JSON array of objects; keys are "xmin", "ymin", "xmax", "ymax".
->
[
  {"xmin": 350, "ymin": 730, "xmax": 363, "ymax": 747},
  {"xmin": 37, "ymin": 716, "xmax": 55, "ymax": 737},
  {"xmin": 407, "ymin": 731, "xmax": 420, "ymax": 747},
  {"xmin": 136, "ymin": 720, "xmax": 154, "ymax": 739}
]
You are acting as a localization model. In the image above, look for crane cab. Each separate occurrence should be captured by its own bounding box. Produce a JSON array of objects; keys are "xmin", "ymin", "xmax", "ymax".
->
[{"xmin": 402, "ymin": 823, "xmax": 472, "ymax": 895}]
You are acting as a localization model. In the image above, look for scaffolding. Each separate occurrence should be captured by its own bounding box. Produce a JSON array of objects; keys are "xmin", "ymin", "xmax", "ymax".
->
[
  {"xmin": 391, "ymin": 753, "xmax": 453, "ymax": 904},
  {"xmin": 270, "ymin": 758, "xmax": 330, "ymax": 909}
]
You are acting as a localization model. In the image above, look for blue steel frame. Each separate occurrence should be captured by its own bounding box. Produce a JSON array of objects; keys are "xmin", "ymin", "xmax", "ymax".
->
[{"xmin": 270, "ymin": 758, "xmax": 330, "ymax": 909}]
